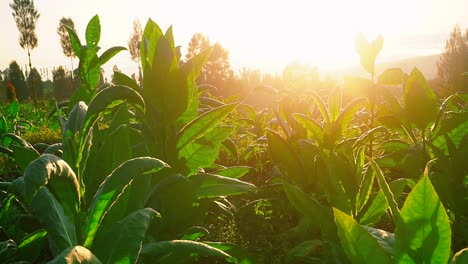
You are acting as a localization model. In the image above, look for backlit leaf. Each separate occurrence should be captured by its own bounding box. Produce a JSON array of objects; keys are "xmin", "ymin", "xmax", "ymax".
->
[
  {"xmin": 403, "ymin": 68, "xmax": 439, "ymax": 130},
  {"xmin": 394, "ymin": 175, "xmax": 451, "ymax": 263},
  {"xmin": 333, "ymin": 208, "xmax": 391, "ymax": 264}
]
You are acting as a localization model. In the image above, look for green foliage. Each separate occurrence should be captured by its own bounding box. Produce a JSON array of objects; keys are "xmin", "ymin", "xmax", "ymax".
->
[
  {"xmin": 403, "ymin": 68, "xmax": 439, "ymax": 130},
  {"xmin": 64, "ymin": 15, "xmax": 126, "ymax": 108},
  {"xmin": 333, "ymin": 208, "xmax": 392, "ymax": 264}
]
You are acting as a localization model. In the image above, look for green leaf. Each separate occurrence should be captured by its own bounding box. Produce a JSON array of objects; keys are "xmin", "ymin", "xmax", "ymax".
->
[
  {"xmin": 403, "ymin": 67, "xmax": 439, "ymax": 130},
  {"xmin": 394, "ymin": 175, "xmax": 451, "ymax": 263},
  {"xmin": 179, "ymin": 126, "xmax": 233, "ymax": 175},
  {"xmin": 141, "ymin": 240, "xmax": 232, "ymax": 262},
  {"xmin": 31, "ymin": 187, "xmax": 77, "ymax": 256},
  {"xmin": 293, "ymin": 113, "xmax": 325, "ymax": 145},
  {"xmin": 363, "ymin": 226, "xmax": 395, "ymax": 258},
  {"xmin": 333, "ymin": 208, "xmax": 391, "ymax": 264},
  {"xmin": 336, "ymin": 97, "xmax": 366, "ymax": 133},
  {"xmin": 368, "ymin": 158, "xmax": 401, "ymax": 224},
  {"xmin": 266, "ymin": 130, "xmax": 306, "ymax": 185},
  {"xmin": 21, "ymin": 154, "xmax": 80, "ymax": 224},
  {"xmin": 359, "ymin": 179, "xmax": 408, "ymax": 226},
  {"xmin": 356, "ymin": 166, "xmax": 375, "ymax": 213},
  {"xmin": 79, "ymin": 86, "xmax": 145, "ymax": 165},
  {"xmin": 176, "ymin": 103, "xmax": 238, "ymax": 151},
  {"xmin": 48, "ymin": 245, "xmax": 102, "ymax": 264},
  {"xmin": 181, "ymin": 46, "xmax": 213, "ymax": 81},
  {"xmin": 310, "ymin": 92, "xmax": 330, "ymax": 124},
  {"xmin": 94, "ymin": 208, "xmax": 160, "ymax": 264},
  {"xmin": 112, "ymin": 71, "xmax": 141, "ymax": 91},
  {"xmin": 283, "ymin": 183, "xmax": 335, "ymax": 235},
  {"xmin": 64, "ymin": 25, "xmax": 82, "ymax": 58},
  {"xmin": 191, "ymin": 173, "xmax": 257, "ymax": 199},
  {"xmin": 10, "ymin": 144, "xmax": 40, "ymax": 172},
  {"xmin": 213, "ymin": 166, "xmax": 251, "ymax": 179},
  {"xmin": 83, "ymin": 157, "xmax": 169, "ymax": 248},
  {"xmin": 329, "ymin": 87, "xmax": 342, "ymax": 122},
  {"xmin": 99, "ymin": 46, "xmax": 127, "ymax": 66},
  {"xmin": 86, "ymin": 15, "xmax": 101, "ymax": 47},
  {"xmin": 79, "ymin": 46, "xmax": 100, "ymax": 90},
  {"xmin": 17, "ymin": 229, "xmax": 47, "ymax": 263},
  {"xmin": 378, "ymin": 68, "xmax": 406, "ymax": 85}
]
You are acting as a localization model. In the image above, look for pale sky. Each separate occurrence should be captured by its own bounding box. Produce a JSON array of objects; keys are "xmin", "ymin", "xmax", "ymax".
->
[{"xmin": 1, "ymin": 0, "xmax": 467, "ymax": 79}]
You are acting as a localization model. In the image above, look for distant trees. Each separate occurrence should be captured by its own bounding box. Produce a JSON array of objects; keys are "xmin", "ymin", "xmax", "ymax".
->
[
  {"xmin": 437, "ymin": 25, "xmax": 468, "ymax": 94},
  {"xmin": 185, "ymin": 33, "xmax": 234, "ymax": 95},
  {"xmin": 7, "ymin": 61, "xmax": 28, "ymax": 101},
  {"xmin": 57, "ymin": 17, "xmax": 77, "ymax": 78},
  {"xmin": 128, "ymin": 18, "xmax": 142, "ymax": 83},
  {"xmin": 10, "ymin": 0, "xmax": 40, "ymax": 106},
  {"xmin": 52, "ymin": 66, "xmax": 75, "ymax": 101},
  {"xmin": 28, "ymin": 67, "xmax": 43, "ymax": 98}
]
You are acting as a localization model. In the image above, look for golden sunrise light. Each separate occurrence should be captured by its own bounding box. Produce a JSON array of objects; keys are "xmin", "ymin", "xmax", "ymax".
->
[{"xmin": 1, "ymin": 0, "xmax": 466, "ymax": 79}]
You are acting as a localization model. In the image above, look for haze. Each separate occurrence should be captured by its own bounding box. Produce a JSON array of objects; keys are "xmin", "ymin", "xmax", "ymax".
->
[{"xmin": 1, "ymin": 0, "xmax": 467, "ymax": 78}]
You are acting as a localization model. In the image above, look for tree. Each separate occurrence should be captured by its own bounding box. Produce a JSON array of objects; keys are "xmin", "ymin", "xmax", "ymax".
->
[
  {"xmin": 128, "ymin": 18, "xmax": 142, "ymax": 83},
  {"xmin": 28, "ymin": 67, "xmax": 43, "ymax": 99},
  {"xmin": 7, "ymin": 61, "xmax": 28, "ymax": 101},
  {"xmin": 52, "ymin": 66, "xmax": 75, "ymax": 100},
  {"xmin": 185, "ymin": 33, "xmax": 233, "ymax": 95},
  {"xmin": 57, "ymin": 17, "xmax": 77, "ymax": 78},
  {"xmin": 10, "ymin": 0, "xmax": 40, "ymax": 106},
  {"xmin": 437, "ymin": 25, "xmax": 468, "ymax": 94}
]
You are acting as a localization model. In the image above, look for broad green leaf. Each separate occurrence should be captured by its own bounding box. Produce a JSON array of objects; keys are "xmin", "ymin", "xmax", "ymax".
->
[
  {"xmin": 181, "ymin": 226, "xmax": 209, "ymax": 241},
  {"xmin": 452, "ymin": 248, "xmax": 468, "ymax": 264},
  {"xmin": 333, "ymin": 208, "xmax": 391, "ymax": 264},
  {"xmin": 112, "ymin": 71, "xmax": 141, "ymax": 91},
  {"xmin": 359, "ymin": 179, "xmax": 408, "ymax": 226},
  {"xmin": 204, "ymin": 242, "xmax": 255, "ymax": 264},
  {"xmin": 378, "ymin": 68, "xmax": 406, "ymax": 85},
  {"xmin": 337, "ymin": 97, "xmax": 366, "ymax": 133},
  {"xmin": 191, "ymin": 173, "xmax": 257, "ymax": 199},
  {"xmin": 140, "ymin": 18, "xmax": 163, "ymax": 73},
  {"xmin": 266, "ymin": 130, "xmax": 306, "ymax": 185},
  {"xmin": 179, "ymin": 126, "xmax": 233, "ymax": 175},
  {"xmin": 329, "ymin": 87, "xmax": 342, "ymax": 122},
  {"xmin": 310, "ymin": 92, "xmax": 330, "ymax": 124},
  {"xmin": 353, "ymin": 126, "xmax": 387, "ymax": 149},
  {"xmin": 368, "ymin": 158, "xmax": 401, "ymax": 224},
  {"xmin": 48, "ymin": 245, "xmax": 102, "ymax": 264},
  {"xmin": 64, "ymin": 25, "xmax": 82, "ymax": 57},
  {"xmin": 79, "ymin": 86, "xmax": 145, "ymax": 165},
  {"xmin": 394, "ymin": 175, "xmax": 451, "ymax": 263},
  {"xmin": 83, "ymin": 157, "xmax": 169, "ymax": 248},
  {"xmin": 356, "ymin": 166, "xmax": 375, "ymax": 213},
  {"xmin": 283, "ymin": 183, "xmax": 334, "ymax": 234},
  {"xmin": 403, "ymin": 68, "xmax": 439, "ymax": 130},
  {"xmin": 356, "ymin": 33, "xmax": 383, "ymax": 74},
  {"xmin": 22, "ymin": 154, "xmax": 80, "ymax": 222},
  {"xmin": 293, "ymin": 113, "xmax": 325, "ymax": 145},
  {"xmin": 431, "ymin": 112, "xmax": 468, "ymax": 155},
  {"xmin": 94, "ymin": 208, "xmax": 160, "ymax": 264},
  {"xmin": 177, "ymin": 103, "xmax": 238, "ymax": 151},
  {"xmin": 99, "ymin": 46, "xmax": 126, "ymax": 65},
  {"xmin": 79, "ymin": 46, "xmax": 101, "ymax": 90},
  {"xmin": 363, "ymin": 226, "xmax": 395, "ymax": 258},
  {"xmin": 31, "ymin": 187, "xmax": 77, "ymax": 256},
  {"xmin": 141, "ymin": 240, "xmax": 232, "ymax": 262},
  {"xmin": 10, "ymin": 144, "xmax": 40, "ymax": 172},
  {"xmin": 86, "ymin": 15, "xmax": 101, "ymax": 47},
  {"xmin": 17, "ymin": 229, "xmax": 47, "ymax": 263},
  {"xmin": 181, "ymin": 46, "xmax": 213, "ymax": 81},
  {"xmin": 213, "ymin": 166, "xmax": 251, "ymax": 179}
]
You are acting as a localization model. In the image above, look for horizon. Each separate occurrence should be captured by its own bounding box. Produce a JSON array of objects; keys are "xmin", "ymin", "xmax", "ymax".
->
[{"xmin": 1, "ymin": 0, "xmax": 467, "ymax": 80}]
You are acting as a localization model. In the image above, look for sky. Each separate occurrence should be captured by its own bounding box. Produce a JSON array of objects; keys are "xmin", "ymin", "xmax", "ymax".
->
[{"xmin": 1, "ymin": 0, "xmax": 467, "ymax": 80}]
